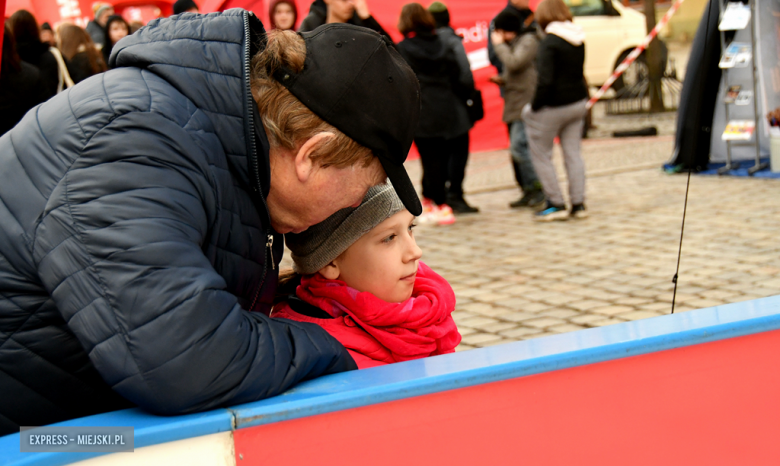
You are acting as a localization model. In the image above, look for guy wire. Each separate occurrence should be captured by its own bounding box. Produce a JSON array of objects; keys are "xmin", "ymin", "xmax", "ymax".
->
[{"xmin": 671, "ymin": 169, "xmax": 692, "ymax": 314}]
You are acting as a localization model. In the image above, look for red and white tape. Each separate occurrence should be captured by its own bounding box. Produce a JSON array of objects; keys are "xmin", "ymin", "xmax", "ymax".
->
[{"xmin": 586, "ymin": 0, "xmax": 685, "ymax": 109}]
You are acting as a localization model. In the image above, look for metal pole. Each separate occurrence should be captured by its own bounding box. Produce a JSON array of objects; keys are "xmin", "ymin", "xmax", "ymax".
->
[
  {"xmin": 747, "ymin": 0, "xmax": 768, "ymax": 174},
  {"xmin": 717, "ymin": 0, "xmax": 738, "ymax": 174}
]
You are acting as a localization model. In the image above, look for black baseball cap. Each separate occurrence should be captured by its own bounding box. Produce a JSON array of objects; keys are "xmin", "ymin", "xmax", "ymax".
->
[{"xmin": 271, "ymin": 24, "xmax": 423, "ymax": 216}]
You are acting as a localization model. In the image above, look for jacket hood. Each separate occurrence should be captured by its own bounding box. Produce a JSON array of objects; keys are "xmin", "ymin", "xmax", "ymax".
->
[
  {"xmin": 545, "ymin": 21, "xmax": 585, "ymax": 46},
  {"xmin": 436, "ymin": 26, "xmax": 462, "ymax": 42},
  {"xmin": 111, "ymin": 10, "xmax": 268, "ymax": 189},
  {"xmin": 400, "ymin": 32, "xmax": 447, "ymax": 61}
]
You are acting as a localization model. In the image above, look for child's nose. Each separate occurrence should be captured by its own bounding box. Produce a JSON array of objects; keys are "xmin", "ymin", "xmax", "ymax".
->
[{"xmin": 405, "ymin": 237, "xmax": 422, "ymax": 262}]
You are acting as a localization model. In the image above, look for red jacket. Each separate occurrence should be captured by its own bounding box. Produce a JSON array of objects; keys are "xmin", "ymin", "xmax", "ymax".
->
[{"xmin": 272, "ymin": 262, "xmax": 461, "ymax": 369}]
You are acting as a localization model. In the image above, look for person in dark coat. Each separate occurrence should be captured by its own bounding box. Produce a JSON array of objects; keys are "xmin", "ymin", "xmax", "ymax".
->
[
  {"xmin": 523, "ymin": 0, "xmax": 590, "ymax": 221},
  {"xmin": 0, "ymin": 12, "xmax": 422, "ymax": 435},
  {"xmin": 298, "ymin": 0, "xmax": 390, "ymax": 40},
  {"xmin": 102, "ymin": 15, "xmax": 131, "ymax": 68},
  {"xmin": 58, "ymin": 23, "xmax": 108, "ymax": 84},
  {"xmin": 0, "ymin": 25, "xmax": 47, "ymax": 135},
  {"xmin": 397, "ymin": 3, "xmax": 472, "ymax": 225},
  {"xmin": 427, "ymin": 1, "xmax": 479, "ymax": 214},
  {"xmin": 8, "ymin": 9, "xmax": 59, "ymax": 100}
]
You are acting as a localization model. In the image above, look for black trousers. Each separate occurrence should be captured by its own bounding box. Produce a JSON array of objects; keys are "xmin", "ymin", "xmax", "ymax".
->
[{"xmin": 415, "ymin": 132, "xmax": 470, "ymax": 205}]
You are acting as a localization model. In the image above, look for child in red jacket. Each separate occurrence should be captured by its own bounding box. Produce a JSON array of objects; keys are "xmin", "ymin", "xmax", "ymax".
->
[{"xmin": 272, "ymin": 183, "xmax": 461, "ymax": 369}]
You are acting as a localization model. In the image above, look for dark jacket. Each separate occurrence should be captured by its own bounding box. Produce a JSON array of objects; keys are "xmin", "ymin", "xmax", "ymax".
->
[
  {"xmin": 298, "ymin": 0, "xmax": 390, "ymax": 40},
  {"xmin": 436, "ymin": 26, "xmax": 474, "ymax": 91},
  {"xmin": 531, "ymin": 27, "xmax": 589, "ymax": 111},
  {"xmin": 66, "ymin": 51, "xmax": 102, "ymax": 84},
  {"xmin": 0, "ymin": 10, "xmax": 356, "ymax": 436},
  {"xmin": 0, "ymin": 61, "xmax": 47, "ymax": 135},
  {"xmin": 14, "ymin": 40, "xmax": 59, "ymax": 100},
  {"xmin": 397, "ymin": 32, "xmax": 471, "ymax": 139},
  {"xmin": 86, "ymin": 20, "xmax": 106, "ymax": 48}
]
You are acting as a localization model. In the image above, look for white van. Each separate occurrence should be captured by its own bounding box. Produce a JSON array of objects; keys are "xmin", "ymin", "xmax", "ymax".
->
[{"xmin": 565, "ymin": 0, "xmax": 653, "ymax": 89}]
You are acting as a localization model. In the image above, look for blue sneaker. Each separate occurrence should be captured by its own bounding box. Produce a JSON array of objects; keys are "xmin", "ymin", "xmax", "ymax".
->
[{"xmin": 534, "ymin": 203, "xmax": 569, "ymax": 222}]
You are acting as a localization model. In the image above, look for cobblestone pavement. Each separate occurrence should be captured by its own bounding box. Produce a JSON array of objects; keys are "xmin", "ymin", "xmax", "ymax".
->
[
  {"xmin": 280, "ymin": 125, "xmax": 780, "ymax": 352},
  {"xmin": 403, "ymin": 135, "xmax": 780, "ymax": 351}
]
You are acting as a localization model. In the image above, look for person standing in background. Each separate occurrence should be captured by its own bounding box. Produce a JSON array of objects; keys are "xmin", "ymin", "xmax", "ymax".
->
[
  {"xmin": 0, "ymin": 25, "xmax": 47, "ymax": 135},
  {"xmin": 40, "ymin": 22, "xmax": 56, "ymax": 46},
  {"xmin": 8, "ymin": 10, "xmax": 60, "ymax": 100},
  {"xmin": 270, "ymin": 0, "xmax": 298, "ymax": 30},
  {"xmin": 488, "ymin": 0, "xmax": 534, "ymax": 76},
  {"xmin": 102, "ymin": 15, "xmax": 131, "ymax": 67},
  {"xmin": 86, "ymin": 3, "xmax": 114, "ymax": 48},
  {"xmin": 523, "ymin": 0, "xmax": 589, "ymax": 221},
  {"xmin": 491, "ymin": 10, "xmax": 545, "ymax": 210},
  {"xmin": 397, "ymin": 3, "xmax": 473, "ymax": 225},
  {"xmin": 427, "ymin": 1, "xmax": 479, "ymax": 214},
  {"xmin": 58, "ymin": 23, "xmax": 108, "ymax": 84},
  {"xmin": 298, "ymin": 0, "xmax": 390, "ymax": 40}
]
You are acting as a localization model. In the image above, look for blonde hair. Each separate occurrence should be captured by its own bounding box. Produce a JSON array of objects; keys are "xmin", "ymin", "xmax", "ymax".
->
[
  {"xmin": 250, "ymin": 30, "xmax": 374, "ymax": 168},
  {"xmin": 535, "ymin": 0, "xmax": 573, "ymax": 30}
]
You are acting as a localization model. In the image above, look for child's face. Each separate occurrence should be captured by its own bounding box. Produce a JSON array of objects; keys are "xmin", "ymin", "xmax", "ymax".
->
[{"xmin": 323, "ymin": 210, "xmax": 422, "ymax": 303}]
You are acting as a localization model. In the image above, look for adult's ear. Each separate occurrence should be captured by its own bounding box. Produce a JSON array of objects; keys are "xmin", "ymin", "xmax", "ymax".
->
[
  {"xmin": 294, "ymin": 132, "xmax": 335, "ymax": 183},
  {"xmin": 318, "ymin": 260, "xmax": 341, "ymax": 280}
]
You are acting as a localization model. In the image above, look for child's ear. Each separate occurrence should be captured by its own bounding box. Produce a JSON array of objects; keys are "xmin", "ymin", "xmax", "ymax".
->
[{"xmin": 318, "ymin": 261, "xmax": 340, "ymax": 280}]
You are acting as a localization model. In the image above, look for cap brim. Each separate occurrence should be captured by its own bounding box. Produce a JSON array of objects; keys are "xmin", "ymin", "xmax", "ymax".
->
[{"xmin": 378, "ymin": 157, "xmax": 422, "ymax": 216}]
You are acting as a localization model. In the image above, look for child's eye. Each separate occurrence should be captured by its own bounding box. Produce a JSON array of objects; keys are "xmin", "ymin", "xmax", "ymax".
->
[
  {"xmin": 409, "ymin": 223, "xmax": 417, "ymax": 233},
  {"xmin": 382, "ymin": 234, "xmax": 397, "ymax": 243}
]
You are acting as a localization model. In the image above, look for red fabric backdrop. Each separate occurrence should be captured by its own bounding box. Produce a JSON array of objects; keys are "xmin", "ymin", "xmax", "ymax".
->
[{"xmin": 3, "ymin": 0, "xmax": 546, "ymax": 153}]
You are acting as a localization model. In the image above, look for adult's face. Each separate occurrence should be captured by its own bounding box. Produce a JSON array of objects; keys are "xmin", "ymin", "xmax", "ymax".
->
[
  {"xmin": 324, "ymin": 0, "xmax": 355, "ymax": 23},
  {"xmin": 40, "ymin": 29, "xmax": 56, "ymax": 46},
  {"xmin": 510, "ymin": 0, "xmax": 530, "ymax": 10},
  {"xmin": 273, "ymin": 3, "xmax": 295, "ymax": 30},
  {"xmin": 98, "ymin": 8, "xmax": 114, "ymax": 26},
  {"xmin": 109, "ymin": 21, "xmax": 129, "ymax": 44},
  {"xmin": 266, "ymin": 135, "xmax": 386, "ymax": 234}
]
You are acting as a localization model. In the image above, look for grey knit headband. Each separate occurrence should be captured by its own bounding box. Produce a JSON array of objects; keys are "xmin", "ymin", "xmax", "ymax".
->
[{"xmin": 285, "ymin": 182, "xmax": 406, "ymax": 274}]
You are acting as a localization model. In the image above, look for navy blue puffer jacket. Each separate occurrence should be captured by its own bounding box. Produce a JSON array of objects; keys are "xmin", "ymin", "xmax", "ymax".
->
[{"xmin": 0, "ymin": 10, "xmax": 356, "ymax": 436}]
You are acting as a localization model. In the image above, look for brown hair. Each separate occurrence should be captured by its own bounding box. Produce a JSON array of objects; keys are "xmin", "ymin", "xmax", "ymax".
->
[
  {"xmin": 249, "ymin": 30, "xmax": 374, "ymax": 169},
  {"xmin": 9, "ymin": 9, "xmax": 41, "ymax": 45},
  {"xmin": 397, "ymin": 3, "xmax": 436, "ymax": 36},
  {"xmin": 58, "ymin": 24, "xmax": 107, "ymax": 74},
  {"xmin": 269, "ymin": 0, "xmax": 298, "ymax": 30},
  {"xmin": 534, "ymin": 0, "xmax": 573, "ymax": 30}
]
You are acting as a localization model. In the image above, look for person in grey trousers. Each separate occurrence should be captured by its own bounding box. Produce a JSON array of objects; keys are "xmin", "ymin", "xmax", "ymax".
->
[
  {"xmin": 490, "ymin": 10, "xmax": 545, "ymax": 209},
  {"xmin": 522, "ymin": 0, "xmax": 589, "ymax": 221}
]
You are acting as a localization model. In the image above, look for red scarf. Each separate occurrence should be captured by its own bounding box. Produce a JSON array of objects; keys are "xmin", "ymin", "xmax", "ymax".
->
[{"xmin": 296, "ymin": 262, "xmax": 461, "ymax": 363}]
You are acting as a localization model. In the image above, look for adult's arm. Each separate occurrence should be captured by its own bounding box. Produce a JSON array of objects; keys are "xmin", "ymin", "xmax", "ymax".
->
[
  {"xmin": 487, "ymin": 20, "xmax": 503, "ymax": 73},
  {"xmin": 447, "ymin": 34, "xmax": 475, "ymax": 90},
  {"xmin": 493, "ymin": 33, "xmax": 538, "ymax": 74},
  {"xmin": 34, "ymin": 112, "xmax": 356, "ymax": 415},
  {"xmin": 531, "ymin": 39, "xmax": 554, "ymax": 111}
]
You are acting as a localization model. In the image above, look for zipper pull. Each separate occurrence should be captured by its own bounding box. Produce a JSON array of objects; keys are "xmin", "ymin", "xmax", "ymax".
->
[{"xmin": 266, "ymin": 234, "xmax": 275, "ymax": 270}]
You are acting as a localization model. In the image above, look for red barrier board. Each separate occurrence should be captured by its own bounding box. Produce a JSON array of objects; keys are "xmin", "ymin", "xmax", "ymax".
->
[{"xmin": 235, "ymin": 328, "xmax": 780, "ymax": 465}]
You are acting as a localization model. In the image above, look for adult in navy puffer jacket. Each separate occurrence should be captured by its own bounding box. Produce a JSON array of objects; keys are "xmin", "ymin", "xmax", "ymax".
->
[{"xmin": 0, "ymin": 10, "xmax": 422, "ymax": 435}]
